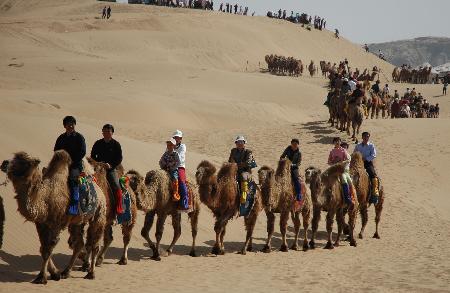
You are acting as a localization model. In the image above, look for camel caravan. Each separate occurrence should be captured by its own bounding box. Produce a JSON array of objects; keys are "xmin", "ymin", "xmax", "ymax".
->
[
  {"xmin": 392, "ymin": 65, "xmax": 434, "ymax": 84},
  {"xmin": 0, "ymin": 116, "xmax": 385, "ymax": 285},
  {"xmin": 265, "ymin": 54, "xmax": 304, "ymax": 76}
]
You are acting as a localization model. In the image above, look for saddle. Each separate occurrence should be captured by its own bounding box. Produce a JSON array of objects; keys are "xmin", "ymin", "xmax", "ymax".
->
[
  {"xmin": 116, "ymin": 176, "xmax": 133, "ymax": 225},
  {"xmin": 237, "ymin": 180, "xmax": 257, "ymax": 218},
  {"xmin": 74, "ymin": 174, "xmax": 98, "ymax": 216}
]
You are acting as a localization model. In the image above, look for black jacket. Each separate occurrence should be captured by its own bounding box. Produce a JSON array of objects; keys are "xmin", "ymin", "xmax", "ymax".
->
[
  {"xmin": 228, "ymin": 148, "xmax": 253, "ymax": 173},
  {"xmin": 280, "ymin": 146, "xmax": 302, "ymax": 168},
  {"xmin": 54, "ymin": 132, "xmax": 86, "ymax": 169},
  {"xmin": 91, "ymin": 138, "xmax": 122, "ymax": 170}
]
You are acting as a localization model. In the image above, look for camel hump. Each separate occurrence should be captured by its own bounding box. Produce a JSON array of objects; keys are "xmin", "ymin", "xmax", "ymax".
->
[{"xmin": 217, "ymin": 163, "xmax": 237, "ymax": 182}]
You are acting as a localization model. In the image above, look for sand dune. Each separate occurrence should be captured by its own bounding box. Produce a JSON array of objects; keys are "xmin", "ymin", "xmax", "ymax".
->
[{"xmin": 1, "ymin": 1, "xmax": 449, "ymax": 292}]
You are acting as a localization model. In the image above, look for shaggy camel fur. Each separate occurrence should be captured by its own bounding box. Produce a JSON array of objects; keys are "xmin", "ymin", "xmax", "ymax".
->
[
  {"xmin": 305, "ymin": 162, "xmax": 358, "ymax": 249},
  {"xmin": 258, "ymin": 159, "xmax": 311, "ymax": 253},
  {"xmin": 126, "ymin": 169, "xmax": 200, "ymax": 260},
  {"xmin": 86, "ymin": 158, "xmax": 137, "ymax": 266},
  {"xmin": 1, "ymin": 151, "xmax": 106, "ymax": 284},
  {"xmin": 0, "ymin": 193, "xmax": 4, "ymax": 249},
  {"xmin": 195, "ymin": 161, "xmax": 262, "ymax": 255},
  {"xmin": 349, "ymin": 152, "xmax": 384, "ymax": 239},
  {"xmin": 348, "ymin": 100, "xmax": 365, "ymax": 140}
]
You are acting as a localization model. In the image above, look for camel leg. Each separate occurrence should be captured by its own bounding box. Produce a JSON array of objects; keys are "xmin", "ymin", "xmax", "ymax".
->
[
  {"xmin": 118, "ymin": 220, "xmax": 134, "ymax": 265},
  {"xmin": 152, "ymin": 213, "xmax": 168, "ymax": 261},
  {"xmin": 166, "ymin": 212, "xmax": 181, "ymax": 256},
  {"xmin": 141, "ymin": 211, "xmax": 158, "ymax": 258},
  {"xmin": 34, "ymin": 223, "xmax": 61, "ymax": 284},
  {"xmin": 84, "ymin": 221, "xmax": 104, "ymax": 280},
  {"xmin": 324, "ymin": 210, "xmax": 335, "ymax": 249},
  {"xmin": 219, "ymin": 224, "xmax": 227, "ymax": 254},
  {"xmin": 61, "ymin": 224, "xmax": 84, "ymax": 280},
  {"xmin": 241, "ymin": 210, "xmax": 257, "ymax": 255},
  {"xmin": 359, "ymin": 204, "xmax": 368, "ymax": 239},
  {"xmin": 373, "ymin": 195, "xmax": 383, "ymax": 239},
  {"xmin": 309, "ymin": 207, "xmax": 321, "ymax": 249},
  {"xmin": 334, "ymin": 209, "xmax": 344, "ymax": 247},
  {"xmin": 188, "ymin": 209, "xmax": 199, "ymax": 257},
  {"xmin": 348, "ymin": 207, "xmax": 357, "ymax": 247},
  {"xmin": 212, "ymin": 217, "xmax": 225, "ymax": 255},
  {"xmin": 301, "ymin": 208, "xmax": 310, "ymax": 251},
  {"xmin": 262, "ymin": 211, "xmax": 275, "ymax": 253},
  {"xmin": 290, "ymin": 212, "xmax": 300, "ymax": 251},
  {"xmin": 47, "ymin": 257, "xmax": 61, "ymax": 281},
  {"xmin": 279, "ymin": 211, "xmax": 289, "ymax": 252},
  {"xmin": 96, "ymin": 224, "xmax": 113, "ymax": 267}
]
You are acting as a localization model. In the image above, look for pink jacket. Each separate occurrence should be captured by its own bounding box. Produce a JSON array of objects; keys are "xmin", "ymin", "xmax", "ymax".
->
[{"xmin": 328, "ymin": 147, "xmax": 350, "ymax": 165}]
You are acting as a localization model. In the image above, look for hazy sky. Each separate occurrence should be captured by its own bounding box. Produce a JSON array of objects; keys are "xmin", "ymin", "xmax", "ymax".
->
[{"xmin": 118, "ymin": 0, "xmax": 450, "ymax": 44}]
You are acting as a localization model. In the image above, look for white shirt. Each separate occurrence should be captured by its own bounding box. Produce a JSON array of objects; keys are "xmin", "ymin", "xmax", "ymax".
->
[
  {"xmin": 349, "ymin": 80, "xmax": 357, "ymax": 92},
  {"xmin": 175, "ymin": 143, "xmax": 186, "ymax": 168}
]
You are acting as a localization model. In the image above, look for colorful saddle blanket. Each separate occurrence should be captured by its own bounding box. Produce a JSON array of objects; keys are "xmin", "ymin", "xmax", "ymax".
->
[
  {"xmin": 239, "ymin": 180, "xmax": 257, "ymax": 218},
  {"xmin": 68, "ymin": 174, "xmax": 98, "ymax": 216},
  {"xmin": 117, "ymin": 176, "xmax": 133, "ymax": 225}
]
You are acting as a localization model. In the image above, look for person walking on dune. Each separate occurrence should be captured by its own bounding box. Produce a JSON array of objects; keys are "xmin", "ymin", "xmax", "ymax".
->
[
  {"xmin": 102, "ymin": 6, "xmax": 107, "ymax": 19},
  {"xmin": 443, "ymin": 82, "xmax": 448, "ymax": 96},
  {"xmin": 107, "ymin": 6, "xmax": 111, "ymax": 19}
]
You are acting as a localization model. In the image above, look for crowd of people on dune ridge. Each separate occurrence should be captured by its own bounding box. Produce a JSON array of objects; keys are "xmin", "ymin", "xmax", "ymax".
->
[
  {"xmin": 143, "ymin": 0, "xmax": 214, "ymax": 9},
  {"xmin": 266, "ymin": 9, "xmax": 326, "ymax": 31},
  {"xmin": 0, "ymin": 113, "xmax": 384, "ymax": 284}
]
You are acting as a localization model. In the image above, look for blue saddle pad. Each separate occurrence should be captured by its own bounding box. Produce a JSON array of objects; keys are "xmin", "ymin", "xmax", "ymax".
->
[
  {"xmin": 117, "ymin": 190, "xmax": 132, "ymax": 225},
  {"xmin": 239, "ymin": 181, "xmax": 257, "ymax": 218},
  {"xmin": 79, "ymin": 176, "xmax": 98, "ymax": 216}
]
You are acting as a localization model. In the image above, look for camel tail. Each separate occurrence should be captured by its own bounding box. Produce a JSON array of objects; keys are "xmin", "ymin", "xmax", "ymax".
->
[{"xmin": 0, "ymin": 195, "xmax": 4, "ymax": 249}]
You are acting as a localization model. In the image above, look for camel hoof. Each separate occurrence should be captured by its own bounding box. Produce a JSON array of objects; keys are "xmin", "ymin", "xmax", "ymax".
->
[
  {"xmin": 84, "ymin": 272, "xmax": 95, "ymax": 280},
  {"xmin": 302, "ymin": 242, "xmax": 309, "ymax": 251},
  {"xmin": 95, "ymin": 257, "xmax": 103, "ymax": 267},
  {"xmin": 50, "ymin": 272, "xmax": 61, "ymax": 281},
  {"xmin": 117, "ymin": 258, "xmax": 127, "ymax": 265},
  {"xmin": 81, "ymin": 262, "xmax": 89, "ymax": 272},
  {"xmin": 32, "ymin": 273, "xmax": 47, "ymax": 285},
  {"xmin": 261, "ymin": 245, "xmax": 271, "ymax": 253},
  {"xmin": 280, "ymin": 244, "xmax": 288, "ymax": 252},
  {"xmin": 166, "ymin": 249, "xmax": 173, "ymax": 256},
  {"xmin": 309, "ymin": 240, "xmax": 316, "ymax": 249},
  {"xmin": 324, "ymin": 242, "xmax": 334, "ymax": 250},
  {"xmin": 334, "ymin": 242, "xmax": 340, "ymax": 247},
  {"xmin": 247, "ymin": 245, "xmax": 253, "ymax": 252},
  {"xmin": 211, "ymin": 246, "xmax": 221, "ymax": 256},
  {"xmin": 189, "ymin": 250, "xmax": 197, "ymax": 257},
  {"xmin": 290, "ymin": 244, "xmax": 299, "ymax": 251},
  {"xmin": 219, "ymin": 249, "xmax": 226, "ymax": 256},
  {"xmin": 350, "ymin": 240, "xmax": 357, "ymax": 247},
  {"xmin": 358, "ymin": 233, "xmax": 364, "ymax": 239},
  {"xmin": 373, "ymin": 233, "xmax": 380, "ymax": 239},
  {"xmin": 239, "ymin": 249, "xmax": 247, "ymax": 255},
  {"xmin": 151, "ymin": 255, "xmax": 161, "ymax": 261},
  {"xmin": 60, "ymin": 269, "xmax": 70, "ymax": 280}
]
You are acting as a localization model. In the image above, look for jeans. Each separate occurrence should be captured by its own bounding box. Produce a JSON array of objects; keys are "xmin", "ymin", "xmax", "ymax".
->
[
  {"xmin": 106, "ymin": 169, "xmax": 121, "ymax": 193},
  {"xmin": 291, "ymin": 167, "xmax": 302, "ymax": 200}
]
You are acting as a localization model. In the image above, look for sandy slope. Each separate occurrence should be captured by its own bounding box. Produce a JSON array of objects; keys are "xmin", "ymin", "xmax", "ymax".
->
[{"xmin": 1, "ymin": 1, "xmax": 450, "ymax": 292}]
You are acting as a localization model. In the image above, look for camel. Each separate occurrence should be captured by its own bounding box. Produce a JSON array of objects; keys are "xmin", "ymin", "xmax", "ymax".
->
[
  {"xmin": 347, "ymin": 98, "xmax": 365, "ymax": 140},
  {"xmin": 195, "ymin": 161, "xmax": 262, "ymax": 255},
  {"xmin": 86, "ymin": 158, "xmax": 137, "ymax": 266},
  {"xmin": 392, "ymin": 67, "xmax": 400, "ymax": 82},
  {"xmin": 308, "ymin": 60, "xmax": 316, "ymax": 77},
  {"xmin": 305, "ymin": 162, "xmax": 358, "ymax": 249},
  {"xmin": 257, "ymin": 159, "xmax": 311, "ymax": 253},
  {"xmin": 380, "ymin": 93, "xmax": 392, "ymax": 119},
  {"xmin": 1, "ymin": 151, "xmax": 106, "ymax": 284},
  {"xmin": 368, "ymin": 92, "xmax": 382, "ymax": 119},
  {"xmin": 349, "ymin": 152, "xmax": 384, "ymax": 239},
  {"xmin": 126, "ymin": 169, "xmax": 200, "ymax": 260}
]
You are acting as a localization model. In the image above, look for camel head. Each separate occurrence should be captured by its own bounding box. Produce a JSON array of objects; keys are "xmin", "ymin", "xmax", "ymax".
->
[
  {"xmin": 257, "ymin": 165, "xmax": 274, "ymax": 186},
  {"xmin": 350, "ymin": 152, "xmax": 364, "ymax": 169},
  {"xmin": 305, "ymin": 166, "xmax": 325, "ymax": 206},
  {"xmin": 126, "ymin": 170, "xmax": 145, "ymax": 209},
  {"xmin": 86, "ymin": 157, "xmax": 109, "ymax": 175},
  {"xmin": 2, "ymin": 152, "xmax": 41, "ymax": 181},
  {"xmin": 275, "ymin": 159, "xmax": 291, "ymax": 177},
  {"xmin": 196, "ymin": 160, "xmax": 217, "ymax": 186}
]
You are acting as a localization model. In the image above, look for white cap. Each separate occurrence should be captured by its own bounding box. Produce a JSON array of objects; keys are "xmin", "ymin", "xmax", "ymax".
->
[
  {"xmin": 172, "ymin": 130, "xmax": 183, "ymax": 138},
  {"xmin": 166, "ymin": 138, "xmax": 177, "ymax": 145},
  {"xmin": 235, "ymin": 135, "xmax": 246, "ymax": 143},
  {"xmin": 343, "ymin": 78, "xmax": 349, "ymax": 82}
]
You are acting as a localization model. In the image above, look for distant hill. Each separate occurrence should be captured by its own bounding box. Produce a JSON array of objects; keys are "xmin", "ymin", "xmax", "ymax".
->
[{"xmin": 369, "ymin": 37, "xmax": 450, "ymax": 67}]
